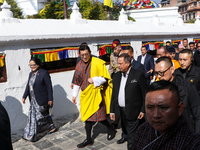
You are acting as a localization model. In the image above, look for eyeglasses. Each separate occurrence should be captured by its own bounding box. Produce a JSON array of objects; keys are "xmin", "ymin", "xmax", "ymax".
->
[
  {"xmin": 29, "ymin": 64, "xmax": 36, "ymax": 67},
  {"xmin": 155, "ymin": 65, "xmax": 172, "ymax": 77}
]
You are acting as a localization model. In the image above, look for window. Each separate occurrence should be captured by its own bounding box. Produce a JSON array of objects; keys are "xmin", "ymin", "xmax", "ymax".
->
[
  {"xmin": 193, "ymin": 12, "xmax": 196, "ymax": 19},
  {"xmin": 182, "ymin": 7, "xmax": 184, "ymax": 12},
  {"xmin": 193, "ymin": 2, "xmax": 197, "ymax": 7},
  {"xmin": 185, "ymin": 6, "xmax": 187, "ymax": 11},
  {"xmin": 189, "ymin": 12, "xmax": 191, "ymax": 20},
  {"xmin": 186, "ymin": 14, "xmax": 188, "ymax": 21},
  {"xmin": 0, "ymin": 54, "xmax": 7, "ymax": 83},
  {"xmin": 31, "ymin": 46, "xmax": 79, "ymax": 73},
  {"xmin": 182, "ymin": 15, "xmax": 184, "ymax": 21}
]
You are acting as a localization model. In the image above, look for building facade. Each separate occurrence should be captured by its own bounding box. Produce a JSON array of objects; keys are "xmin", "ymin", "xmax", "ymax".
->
[
  {"xmin": 178, "ymin": 0, "xmax": 200, "ymax": 22},
  {"xmin": 161, "ymin": 0, "xmax": 186, "ymax": 7}
]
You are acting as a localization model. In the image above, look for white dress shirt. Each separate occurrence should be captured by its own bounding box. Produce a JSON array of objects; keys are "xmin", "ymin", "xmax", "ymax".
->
[
  {"xmin": 72, "ymin": 76, "xmax": 106, "ymax": 97},
  {"xmin": 118, "ymin": 68, "xmax": 131, "ymax": 107},
  {"xmin": 141, "ymin": 54, "xmax": 146, "ymax": 65}
]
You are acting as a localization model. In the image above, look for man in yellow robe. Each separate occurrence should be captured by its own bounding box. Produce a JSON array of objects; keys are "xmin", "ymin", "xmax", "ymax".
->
[{"xmin": 72, "ymin": 45, "xmax": 115, "ymax": 148}]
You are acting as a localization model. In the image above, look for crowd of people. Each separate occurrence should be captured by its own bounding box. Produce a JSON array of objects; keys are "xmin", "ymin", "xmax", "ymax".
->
[
  {"xmin": 69, "ymin": 39, "xmax": 200, "ymax": 149},
  {"xmin": 17, "ymin": 38, "xmax": 200, "ymax": 150}
]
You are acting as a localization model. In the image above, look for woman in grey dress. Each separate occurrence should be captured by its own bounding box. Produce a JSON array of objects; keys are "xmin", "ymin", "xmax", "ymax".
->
[{"xmin": 22, "ymin": 57, "xmax": 56, "ymax": 142}]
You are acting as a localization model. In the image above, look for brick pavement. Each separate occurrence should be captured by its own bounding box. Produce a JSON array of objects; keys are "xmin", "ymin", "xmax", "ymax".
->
[{"xmin": 12, "ymin": 115, "xmax": 127, "ymax": 150}]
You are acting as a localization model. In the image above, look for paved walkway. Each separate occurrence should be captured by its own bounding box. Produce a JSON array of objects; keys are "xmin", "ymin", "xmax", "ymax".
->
[{"xmin": 12, "ymin": 115, "xmax": 127, "ymax": 150}]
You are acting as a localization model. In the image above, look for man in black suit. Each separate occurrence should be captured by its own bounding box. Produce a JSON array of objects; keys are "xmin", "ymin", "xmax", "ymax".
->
[
  {"xmin": 110, "ymin": 53, "xmax": 147, "ymax": 150},
  {"xmin": 137, "ymin": 46, "xmax": 154, "ymax": 85},
  {"xmin": 117, "ymin": 46, "xmax": 145, "ymax": 143},
  {"xmin": 194, "ymin": 43, "xmax": 200, "ymax": 68},
  {"xmin": 122, "ymin": 46, "xmax": 145, "ymax": 74}
]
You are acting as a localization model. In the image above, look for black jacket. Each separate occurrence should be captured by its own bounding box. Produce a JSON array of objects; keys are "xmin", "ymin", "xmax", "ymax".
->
[
  {"xmin": 137, "ymin": 53, "xmax": 154, "ymax": 79},
  {"xmin": 194, "ymin": 50, "xmax": 200, "ymax": 68},
  {"xmin": 174, "ymin": 65, "xmax": 200, "ymax": 96},
  {"xmin": 0, "ymin": 103, "xmax": 13, "ymax": 150},
  {"xmin": 131, "ymin": 59, "xmax": 145, "ymax": 74},
  {"xmin": 23, "ymin": 68, "xmax": 53, "ymax": 106},
  {"xmin": 172, "ymin": 77, "xmax": 200, "ymax": 134},
  {"xmin": 110, "ymin": 67, "xmax": 147, "ymax": 121}
]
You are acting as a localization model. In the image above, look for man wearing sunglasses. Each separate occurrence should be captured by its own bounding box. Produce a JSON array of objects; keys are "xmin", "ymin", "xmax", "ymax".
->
[{"xmin": 155, "ymin": 56, "xmax": 200, "ymax": 134}]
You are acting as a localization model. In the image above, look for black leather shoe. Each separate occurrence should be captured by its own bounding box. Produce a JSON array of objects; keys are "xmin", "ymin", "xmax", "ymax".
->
[
  {"xmin": 77, "ymin": 139, "xmax": 93, "ymax": 148},
  {"xmin": 117, "ymin": 137, "xmax": 127, "ymax": 144},
  {"xmin": 107, "ymin": 124, "xmax": 116, "ymax": 141}
]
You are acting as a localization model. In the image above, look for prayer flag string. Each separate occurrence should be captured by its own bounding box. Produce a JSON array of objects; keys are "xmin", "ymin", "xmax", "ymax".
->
[{"xmin": 31, "ymin": 47, "xmax": 79, "ymax": 62}]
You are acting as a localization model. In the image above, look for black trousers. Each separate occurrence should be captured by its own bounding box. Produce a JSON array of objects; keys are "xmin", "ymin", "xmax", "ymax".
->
[
  {"xmin": 85, "ymin": 120, "xmax": 111, "ymax": 142},
  {"xmin": 120, "ymin": 107, "xmax": 140, "ymax": 150}
]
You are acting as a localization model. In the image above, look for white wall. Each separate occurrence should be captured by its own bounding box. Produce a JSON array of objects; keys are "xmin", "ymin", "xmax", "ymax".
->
[
  {"xmin": 0, "ymin": 48, "xmax": 80, "ymax": 133},
  {"xmin": 0, "ymin": 49, "xmax": 30, "ymax": 132},
  {"xmin": 128, "ymin": 7, "xmax": 179, "ymax": 23},
  {"xmin": 50, "ymin": 71, "xmax": 79, "ymax": 118}
]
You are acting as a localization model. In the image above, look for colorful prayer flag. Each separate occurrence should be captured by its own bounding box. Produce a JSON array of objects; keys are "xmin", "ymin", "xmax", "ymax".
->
[
  {"xmin": 0, "ymin": 0, "xmax": 4, "ymax": 4},
  {"xmin": 65, "ymin": 0, "xmax": 70, "ymax": 6},
  {"xmin": 122, "ymin": 0, "xmax": 159, "ymax": 10},
  {"xmin": 104, "ymin": 0, "xmax": 113, "ymax": 8},
  {"xmin": 0, "ymin": 55, "xmax": 4, "ymax": 67}
]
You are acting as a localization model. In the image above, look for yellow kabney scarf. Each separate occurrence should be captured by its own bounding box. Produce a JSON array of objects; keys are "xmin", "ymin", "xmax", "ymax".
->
[{"xmin": 80, "ymin": 57, "xmax": 113, "ymax": 122}]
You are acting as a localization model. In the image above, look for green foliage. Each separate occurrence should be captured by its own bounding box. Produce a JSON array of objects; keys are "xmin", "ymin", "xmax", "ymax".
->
[
  {"xmin": 126, "ymin": 11, "xmax": 135, "ymax": 22},
  {"xmin": 27, "ymin": 14, "xmax": 41, "ymax": 19},
  {"xmin": 128, "ymin": 16, "xmax": 135, "ymax": 22},
  {"xmin": 89, "ymin": 2, "xmax": 107, "ymax": 20},
  {"xmin": 187, "ymin": 19, "xmax": 195, "ymax": 23},
  {"xmin": 26, "ymin": 0, "xmax": 134, "ymax": 21},
  {"xmin": 39, "ymin": 2, "xmax": 64, "ymax": 19},
  {"xmin": 78, "ymin": 0, "xmax": 93, "ymax": 19},
  {"xmin": 6, "ymin": 0, "xmax": 24, "ymax": 19},
  {"xmin": 78, "ymin": 0, "xmax": 123, "ymax": 20},
  {"xmin": 109, "ymin": 0, "xmax": 122, "ymax": 20},
  {"xmin": 27, "ymin": 1, "xmax": 72, "ymax": 19}
]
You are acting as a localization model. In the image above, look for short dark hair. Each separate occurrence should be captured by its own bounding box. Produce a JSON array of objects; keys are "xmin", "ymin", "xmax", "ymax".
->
[
  {"xmin": 30, "ymin": 57, "xmax": 41, "ymax": 66},
  {"xmin": 157, "ymin": 46, "xmax": 168, "ymax": 53},
  {"xmin": 124, "ymin": 46, "xmax": 134, "ymax": 53},
  {"xmin": 147, "ymin": 80, "xmax": 180, "ymax": 104},
  {"xmin": 155, "ymin": 56, "xmax": 173, "ymax": 67},
  {"xmin": 189, "ymin": 42, "xmax": 195, "ymax": 46},
  {"xmin": 79, "ymin": 45, "xmax": 91, "ymax": 54},
  {"xmin": 183, "ymin": 38, "xmax": 188, "ymax": 41},
  {"xmin": 113, "ymin": 39, "xmax": 120, "ymax": 43},
  {"xmin": 174, "ymin": 42, "xmax": 179, "ymax": 45},
  {"xmin": 173, "ymin": 45, "xmax": 178, "ymax": 48},
  {"xmin": 80, "ymin": 42, "xmax": 88, "ymax": 46},
  {"xmin": 118, "ymin": 53, "xmax": 131, "ymax": 64},
  {"xmin": 141, "ymin": 46, "xmax": 147, "ymax": 50},
  {"xmin": 179, "ymin": 49, "xmax": 193, "ymax": 57},
  {"xmin": 166, "ymin": 41, "xmax": 171, "ymax": 44}
]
